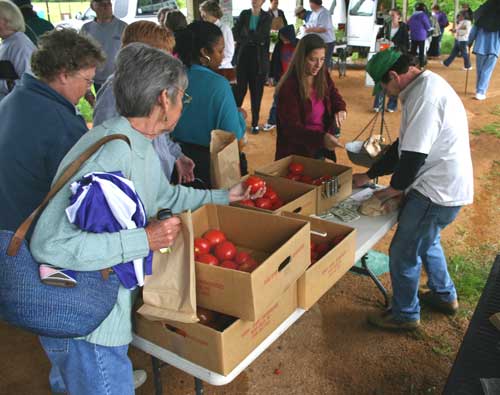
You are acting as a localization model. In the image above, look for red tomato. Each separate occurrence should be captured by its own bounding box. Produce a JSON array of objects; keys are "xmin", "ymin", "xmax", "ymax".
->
[
  {"xmin": 312, "ymin": 178, "xmax": 323, "ymax": 186},
  {"xmin": 239, "ymin": 258, "xmax": 259, "ymax": 273},
  {"xmin": 286, "ymin": 173, "xmax": 301, "ymax": 181},
  {"xmin": 197, "ymin": 253, "xmax": 219, "ymax": 266},
  {"xmin": 263, "ymin": 189, "xmax": 278, "ymax": 203},
  {"xmin": 240, "ymin": 199, "xmax": 255, "ymax": 207},
  {"xmin": 235, "ymin": 251, "xmax": 251, "ymax": 265},
  {"xmin": 254, "ymin": 197, "xmax": 273, "ymax": 210},
  {"xmin": 300, "ymin": 175, "xmax": 314, "ymax": 184},
  {"xmin": 271, "ymin": 198, "xmax": 284, "ymax": 210},
  {"xmin": 316, "ymin": 242, "xmax": 331, "ymax": 258},
  {"xmin": 288, "ymin": 162, "xmax": 304, "ymax": 175},
  {"xmin": 244, "ymin": 175, "xmax": 266, "ymax": 194},
  {"xmin": 320, "ymin": 175, "xmax": 332, "ymax": 182},
  {"xmin": 194, "ymin": 237, "xmax": 210, "ymax": 257},
  {"xmin": 220, "ymin": 260, "xmax": 238, "ymax": 270},
  {"xmin": 214, "ymin": 241, "xmax": 237, "ymax": 261},
  {"xmin": 203, "ymin": 229, "xmax": 226, "ymax": 248}
]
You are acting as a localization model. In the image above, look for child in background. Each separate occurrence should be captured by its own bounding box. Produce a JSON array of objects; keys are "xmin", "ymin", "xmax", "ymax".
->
[
  {"xmin": 263, "ymin": 24, "xmax": 297, "ymax": 131},
  {"xmin": 442, "ymin": 11, "xmax": 472, "ymax": 70}
]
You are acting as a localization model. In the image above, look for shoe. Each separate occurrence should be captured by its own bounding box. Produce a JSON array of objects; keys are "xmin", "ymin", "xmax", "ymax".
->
[
  {"xmin": 373, "ymin": 107, "xmax": 381, "ymax": 113},
  {"xmin": 475, "ymin": 93, "xmax": 486, "ymax": 100},
  {"xmin": 251, "ymin": 126, "xmax": 260, "ymax": 134},
  {"xmin": 262, "ymin": 123, "xmax": 275, "ymax": 131},
  {"xmin": 367, "ymin": 310, "xmax": 420, "ymax": 331},
  {"xmin": 419, "ymin": 291, "xmax": 458, "ymax": 315},
  {"xmin": 463, "ymin": 66, "xmax": 473, "ymax": 70},
  {"xmin": 386, "ymin": 108, "xmax": 396, "ymax": 113},
  {"xmin": 133, "ymin": 369, "xmax": 147, "ymax": 389},
  {"xmin": 440, "ymin": 61, "xmax": 448, "ymax": 67}
]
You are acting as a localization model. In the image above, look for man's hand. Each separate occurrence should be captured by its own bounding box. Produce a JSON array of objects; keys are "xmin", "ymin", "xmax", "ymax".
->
[
  {"xmin": 324, "ymin": 133, "xmax": 344, "ymax": 151},
  {"xmin": 175, "ymin": 155, "xmax": 195, "ymax": 184},
  {"xmin": 145, "ymin": 216, "xmax": 182, "ymax": 251},
  {"xmin": 228, "ymin": 183, "xmax": 266, "ymax": 203},
  {"xmin": 335, "ymin": 111, "xmax": 347, "ymax": 128},
  {"xmin": 352, "ymin": 173, "xmax": 371, "ymax": 188}
]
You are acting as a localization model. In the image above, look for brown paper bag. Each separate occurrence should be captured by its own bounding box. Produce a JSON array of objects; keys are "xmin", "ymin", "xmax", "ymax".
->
[
  {"xmin": 210, "ymin": 129, "xmax": 241, "ymax": 189},
  {"xmin": 137, "ymin": 211, "xmax": 198, "ymax": 323},
  {"xmin": 363, "ymin": 134, "xmax": 386, "ymax": 158}
]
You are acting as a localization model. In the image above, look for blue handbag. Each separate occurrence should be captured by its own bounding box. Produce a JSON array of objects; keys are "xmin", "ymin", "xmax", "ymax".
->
[{"xmin": 0, "ymin": 134, "xmax": 130, "ymax": 338}]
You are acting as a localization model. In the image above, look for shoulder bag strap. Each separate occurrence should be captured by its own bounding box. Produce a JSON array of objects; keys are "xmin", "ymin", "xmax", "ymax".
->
[{"xmin": 7, "ymin": 134, "xmax": 131, "ymax": 256}]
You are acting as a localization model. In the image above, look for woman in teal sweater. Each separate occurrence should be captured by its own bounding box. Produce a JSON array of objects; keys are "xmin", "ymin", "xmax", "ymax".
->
[
  {"xmin": 172, "ymin": 21, "xmax": 246, "ymax": 188},
  {"xmin": 30, "ymin": 43, "xmax": 258, "ymax": 395}
]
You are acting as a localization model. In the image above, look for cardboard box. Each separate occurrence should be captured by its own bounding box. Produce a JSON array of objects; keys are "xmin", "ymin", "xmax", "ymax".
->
[
  {"xmin": 282, "ymin": 213, "xmax": 356, "ymax": 310},
  {"xmin": 231, "ymin": 174, "xmax": 316, "ymax": 216},
  {"xmin": 255, "ymin": 155, "xmax": 352, "ymax": 215},
  {"xmin": 193, "ymin": 205, "xmax": 310, "ymax": 320},
  {"xmin": 134, "ymin": 284, "xmax": 298, "ymax": 376}
]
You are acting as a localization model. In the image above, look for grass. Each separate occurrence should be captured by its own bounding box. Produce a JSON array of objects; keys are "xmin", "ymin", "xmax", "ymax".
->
[
  {"xmin": 471, "ymin": 105, "xmax": 500, "ymax": 138},
  {"xmin": 440, "ymin": 31, "xmax": 454, "ymax": 56}
]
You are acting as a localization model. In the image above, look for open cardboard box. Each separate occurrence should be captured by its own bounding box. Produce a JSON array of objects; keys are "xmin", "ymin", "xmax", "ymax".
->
[
  {"xmin": 282, "ymin": 212, "xmax": 356, "ymax": 310},
  {"xmin": 255, "ymin": 155, "xmax": 352, "ymax": 215},
  {"xmin": 193, "ymin": 205, "xmax": 310, "ymax": 320},
  {"xmin": 134, "ymin": 283, "xmax": 297, "ymax": 376},
  {"xmin": 231, "ymin": 174, "xmax": 316, "ymax": 216}
]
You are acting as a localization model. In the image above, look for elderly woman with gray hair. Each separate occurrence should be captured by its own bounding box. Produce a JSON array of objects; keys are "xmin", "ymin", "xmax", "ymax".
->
[
  {"xmin": 30, "ymin": 43, "xmax": 260, "ymax": 395},
  {"xmin": 0, "ymin": 0, "xmax": 36, "ymax": 100}
]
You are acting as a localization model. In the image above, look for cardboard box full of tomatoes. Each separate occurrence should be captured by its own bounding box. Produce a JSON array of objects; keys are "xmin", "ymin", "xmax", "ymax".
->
[
  {"xmin": 231, "ymin": 174, "xmax": 316, "ymax": 216},
  {"xmin": 282, "ymin": 212, "xmax": 356, "ymax": 310},
  {"xmin": 134, "ymin": 284, "xmax": 297, "ymax": 376},
  {"xmin": 192, "ymin": 204, "xmax": 310, "ymax": 321},
  {"xmin": 255, "ymin": 155, "xmax": 352, "ymax": 215}
]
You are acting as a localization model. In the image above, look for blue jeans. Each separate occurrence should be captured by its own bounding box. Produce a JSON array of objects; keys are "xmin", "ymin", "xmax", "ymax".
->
[
  {"xmin": 476, "ymin": 53, "xmax": 498, "ymax": 95},
  {"xmin": 39, "ymin": 336, "xmax": 133, "ymax": 395},
  {"xmin": 389, "ymin": 190, "xmax": 461, "ymax": 322},
  {"xmin": 373, "ymin": 92, "xmax": 398, "ymax": 111},
  {"xmin": 267, "ymin": 94, "xmax": 277, "ymax": 125},
  {"xmin": 326, "ymin": 42, "xmax": 335, "ymax": 70},
  {"xmin": 443, "ymin": 40, "xmax": 471, "ymax": 69}
]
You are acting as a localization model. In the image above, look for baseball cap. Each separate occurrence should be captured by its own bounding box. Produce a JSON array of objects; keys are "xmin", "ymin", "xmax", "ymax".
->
[{"xmin": 366, "ymin": 48, "xmax": 402, "ymax": 94}]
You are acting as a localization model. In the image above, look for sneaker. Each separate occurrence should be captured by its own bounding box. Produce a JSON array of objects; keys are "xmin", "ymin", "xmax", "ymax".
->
[
  {"xmin": 419, "ymin": 291, "xmax": 459, "ymax": 315},
  {"xmin": 463, "ymin": 66, "xmax": 473, "ymax": 70},
  {"xmin": 386, "ymin": 107, "xmax": 396, "ymax": 113},
  {"xmin": 133, "ymin": 369, "xmax": 147, "ymax": 389},
  {"xmin": 262, "ymin": 123, "xmax": 275, "ymax": 131},
  {"xmin": 475, "ymin": 93, "xmax": 486, "ymax": 100},
  {"xmin": 367, "ymin": 310, "xmax": 420, "ymax": 331},
  {"xmin": 440, "ymin": 61, "xmax": 448, "ymax": 67},
  {"xmin": 251, "ymin": 126, "xmax": 260, "ymax": 134},
  {"xmin": 373, "ymin": 107, "xmax": 381, "ymax": 113}
]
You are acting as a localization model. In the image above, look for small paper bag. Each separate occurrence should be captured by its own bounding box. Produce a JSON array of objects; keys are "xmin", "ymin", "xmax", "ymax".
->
[
  {"xmin": 210, "ymin": 130, "xmax": 241, "ymax": 189},
  {"xmin": 137, "ymin": 211, "xmax": 197, "ymax": 323},
  {"xmin": 363, "ymin": 134, "xmax": 386, "ymax": 158}
]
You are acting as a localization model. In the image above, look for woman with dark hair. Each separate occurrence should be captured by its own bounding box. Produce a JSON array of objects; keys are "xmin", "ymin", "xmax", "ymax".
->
[
  {"xmin": 172, "ymin": 21, "xmax": 246, "ymax": 188},
  {"xmin": 408, "ymin": 2, "xmax": 431, "ymax": 68},
  {"xmin": 275, "ymin": 34, "xmax": 346, "ymax": 161},
  {"xmin": 233, "ymin": 0, "xmax": 272, "ymax": 134},
  {"xmin": 161, "ymin": 9, "xmax": 187, "ymax": 34}
]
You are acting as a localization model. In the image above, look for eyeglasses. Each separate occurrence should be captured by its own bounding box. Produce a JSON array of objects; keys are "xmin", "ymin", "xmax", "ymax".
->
[
  {"xmin": 76, "ymin": 73, "xmax": 94, "ymax": 87},
  {"xmin": 182, "ymin": 91, "xmax": 192, "ymax": 105}
]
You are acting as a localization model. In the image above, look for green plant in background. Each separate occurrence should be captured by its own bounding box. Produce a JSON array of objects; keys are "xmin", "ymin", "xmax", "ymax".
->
[{"xmin": 440, "ymin": 31, "xmax": 454, "ymax": 55}]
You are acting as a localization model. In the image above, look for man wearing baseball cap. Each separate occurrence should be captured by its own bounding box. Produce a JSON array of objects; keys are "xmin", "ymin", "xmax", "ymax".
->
[
  {"xmin": 13, "ymin": 0, "xmax": 53, "ymax": 45},
  {"xmin": 353, "ymin": 49, "xmax": 474, "ymax": 331}
]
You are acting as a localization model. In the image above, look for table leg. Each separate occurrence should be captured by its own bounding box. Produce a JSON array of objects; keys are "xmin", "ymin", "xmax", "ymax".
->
[
  {"xmin": 350, "ymin": 254, "xmax": 390, "ymax": 307},
  {"xmin": 195, "ymin": 377, "xmax": 204, "ymax": 395},
  {"xmin": 152, "ymin": 356, "xmax": 164, "ymax": 395}
]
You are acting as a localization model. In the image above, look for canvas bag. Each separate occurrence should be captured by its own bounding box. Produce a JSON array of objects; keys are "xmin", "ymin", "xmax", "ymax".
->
[
  {"xmin": 210, "ymin": 130, "xmax": 241, "ymax": 189},
  {"xmin": 137, "ymin": 210, "xmax": 197, "ymax": 323},
  {"xmin": 0, "ymin": 135, "xmax": 130, "ymax": 338}
]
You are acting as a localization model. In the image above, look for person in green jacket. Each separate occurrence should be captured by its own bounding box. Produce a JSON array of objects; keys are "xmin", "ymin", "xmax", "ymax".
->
[
  {"xmin": 13, "ymin": 0, "xmax": 53, "ymax": 45},
  {"xmin": 30, "ymin": 43, "xmax": 262, "ymax": 395}
]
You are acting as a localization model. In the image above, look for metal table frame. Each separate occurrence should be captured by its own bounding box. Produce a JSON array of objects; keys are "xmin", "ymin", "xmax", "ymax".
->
[{"xmin": 132, "ymin": 188, "xmax": 398, "ymax": 394}]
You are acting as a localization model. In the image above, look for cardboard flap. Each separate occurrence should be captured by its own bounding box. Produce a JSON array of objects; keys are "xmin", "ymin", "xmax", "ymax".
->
[
  {"xmin": 210, "ymin": 130, "xmax": 241, "ymax": 189},
  {"xmin": 138, "ymin": 211, "xmax": 198, "ymax": 323}
]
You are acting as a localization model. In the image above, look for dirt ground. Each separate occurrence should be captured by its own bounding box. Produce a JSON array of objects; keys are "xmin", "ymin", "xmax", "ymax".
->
[{"xmin": 1, "ymin": 57, "xmax": 499, "ymax": 395}]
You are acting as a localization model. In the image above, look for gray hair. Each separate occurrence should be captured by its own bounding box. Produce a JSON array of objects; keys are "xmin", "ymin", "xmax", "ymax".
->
[
  {"xmin": 0, "ymin": 0, "xmax": 25, "ymax": 32},
  {"xmin": 113, "ymin": 43, "xmax": 188, "ymax": 118}
]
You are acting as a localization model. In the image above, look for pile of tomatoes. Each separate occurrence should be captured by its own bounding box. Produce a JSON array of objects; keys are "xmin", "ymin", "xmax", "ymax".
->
[
  {"xmin": 194, "ymin": 229, "xmax": 260, "ymax": 272},
  {"xmin": 239, "ymin": 175, "xmax": 284, "ymax": 210},
  {"xmin": 310, "ymin": 234, "xmax": 345, "ymax": 265},
  {"xmin": 284, "ymin": 162, "xmax": 333, "ymax": 186}
]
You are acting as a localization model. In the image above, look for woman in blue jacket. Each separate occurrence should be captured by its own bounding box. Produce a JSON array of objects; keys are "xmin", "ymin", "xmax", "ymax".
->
[{"xmin": 172, "ymin": 21, "xmax": 246, "ymax": 188}]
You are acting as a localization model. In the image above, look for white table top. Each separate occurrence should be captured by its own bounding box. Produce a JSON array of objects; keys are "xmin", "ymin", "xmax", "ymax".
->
[{"xmin": 132, "ymin": 187, "xmax": 398, "ymax": 386}]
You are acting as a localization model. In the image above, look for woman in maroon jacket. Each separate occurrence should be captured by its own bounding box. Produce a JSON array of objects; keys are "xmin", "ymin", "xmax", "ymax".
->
[{"xmin": 275, "ymin": 34, "xmax": 346, "ymax": 161}]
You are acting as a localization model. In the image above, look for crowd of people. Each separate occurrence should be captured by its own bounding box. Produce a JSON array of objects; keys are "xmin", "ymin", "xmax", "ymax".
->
[{"xmin": 0, "ymin": 0, "xmax": 498, "ymax": 393}]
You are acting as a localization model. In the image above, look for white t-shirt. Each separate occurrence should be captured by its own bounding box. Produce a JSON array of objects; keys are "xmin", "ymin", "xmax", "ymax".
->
[
  {"xmin": 215, "ymin": 19, "xmax": 235, "ymax": 69},
  {"xmin": 398, "ymin": 70, "xmax": 474, "ymax": 206},
  {"xmin": 305, "ymin": 6, "xmax": 334, "ymax": 43}
]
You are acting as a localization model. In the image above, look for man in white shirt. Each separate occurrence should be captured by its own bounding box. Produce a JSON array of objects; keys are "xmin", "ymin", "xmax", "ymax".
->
[
  {"xmin": 305, "ymin": 0, "xmax": 335, "ymax": 69},
  {"xmin": 353, "ymin": 49, "xmax": 474, "ymax": 331}
]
